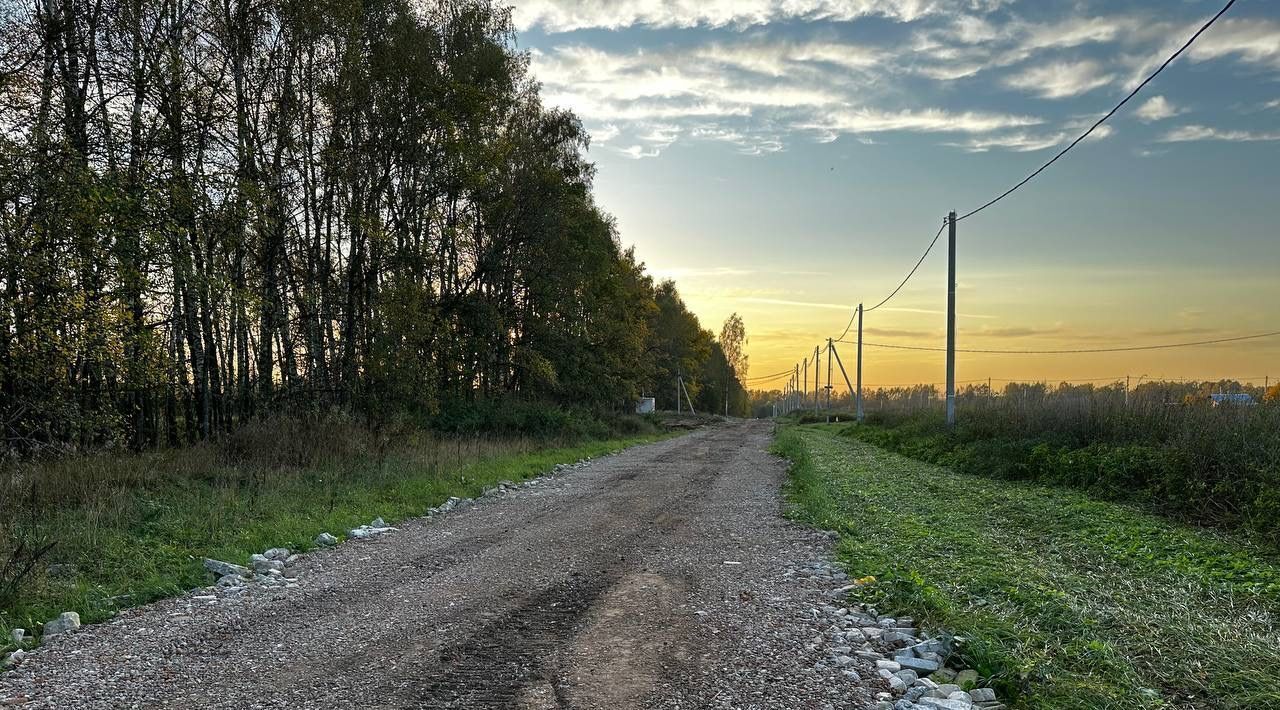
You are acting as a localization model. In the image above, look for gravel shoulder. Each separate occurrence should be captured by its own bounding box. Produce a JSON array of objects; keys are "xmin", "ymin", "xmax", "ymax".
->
[{"xmin": 1, "ymin": 420, "xmax": 877, "ymax": 709}]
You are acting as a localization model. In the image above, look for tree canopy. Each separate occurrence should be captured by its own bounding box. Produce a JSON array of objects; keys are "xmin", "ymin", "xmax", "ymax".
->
[{"xmin": 0, "ymin": 0, "xmax": 747, "ymax": 454}]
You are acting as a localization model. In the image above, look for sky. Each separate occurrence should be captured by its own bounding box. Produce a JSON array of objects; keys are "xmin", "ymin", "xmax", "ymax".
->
[{"xmin": 510, "ymin": 0, "xmax": 1280, "ymax": 391}]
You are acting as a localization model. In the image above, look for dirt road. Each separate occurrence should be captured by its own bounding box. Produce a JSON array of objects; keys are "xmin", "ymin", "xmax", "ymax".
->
[{"xmin": 1, "ymin": 421, "xmax": 873, "ymax": 709}]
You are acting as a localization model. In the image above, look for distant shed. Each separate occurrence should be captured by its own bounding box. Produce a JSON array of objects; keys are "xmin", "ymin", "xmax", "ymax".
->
[
  {"xmin": 636, "ymin": 397, "xmax": 656, "ymax": 414},
  {"xmin": 1210, "ymin": 393, "xmax": 1256, "ymax": 406}
]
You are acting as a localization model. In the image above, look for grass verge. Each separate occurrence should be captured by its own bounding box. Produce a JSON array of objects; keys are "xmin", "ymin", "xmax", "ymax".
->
[
  {"xmin": 1, "ymin": 415, "xmax": 669, "ymax": 650},
  {"xmin": 775, "ymin": 424, "xmax": 1280, "ymax": 710}
]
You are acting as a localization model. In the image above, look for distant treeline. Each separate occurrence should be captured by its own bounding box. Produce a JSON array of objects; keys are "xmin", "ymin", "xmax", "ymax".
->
[
  {"xmin": 0, "ymin": 0, "xmax": 746, "ymax": 455},
  {"xmin": 751, "ymin": 378, "xmax": 1279, "ymax": 417}
]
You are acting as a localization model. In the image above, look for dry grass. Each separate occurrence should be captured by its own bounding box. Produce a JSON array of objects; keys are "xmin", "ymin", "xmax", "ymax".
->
[{"xmin": 0, "ymin": 411, "xmax": 662, "ymax": 645}]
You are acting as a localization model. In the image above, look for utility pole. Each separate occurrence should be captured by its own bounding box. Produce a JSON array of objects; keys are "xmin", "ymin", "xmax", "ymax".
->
[
  {"xmin": 676, "ymin": 373, "xmax": 681, "ymax": 414},
  {"xmin": 814, "ymin": 346, "xmax": 820, "ymax": 410},
  {"xmin": 679, "ymin": 375, "xmax": 696, "ymax": 414},
  {"xmin": 856, "ymin": 303, "xmax": 864, "ymax": 422},
  {"xmin": 945, "ymin": 211, "xmax": 957, "ymax": 427},
  {"xmin": 826, "ymin": 338, "xmax": 834, "ymax": 413},
  {"xmin": 794, "ymin": 364, "xmax": 800, "ymax": 413},
  {"xmin": 802, "ymin": 358, "xmax": 808, "ymax": 409}
]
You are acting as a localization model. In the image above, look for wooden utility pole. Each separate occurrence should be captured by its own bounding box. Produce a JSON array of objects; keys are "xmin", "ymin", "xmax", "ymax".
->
[
  {"xmin": 802, "ymin": 358, "xmax": 808, "ymax": 408},
  {"xmin": 813, "ymin": 346, "xmax": 820, "ymax": 409},
  {"xmin": 856, "ymin": 303, "xmax": 864, "ymax": 422},
  {"xmin": 946, "ymin": 211, "xmax": 957, "ymax": 427},
  {"xmin": 826, "ymin": 338, "xmax": 834, "ymax": 412},
  {"xmin": 794, "ymin": 365, "xmax": 800, "ymax": 413}
]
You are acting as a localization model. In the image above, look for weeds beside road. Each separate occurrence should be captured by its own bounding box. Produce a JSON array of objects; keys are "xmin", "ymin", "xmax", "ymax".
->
[
  {"xmin": 846, "ymin": 397, "xmax": 1280, "ymax": 539},
  {"xmin": 0, "ymin": 414, "xmax": 668, "ymax": 649},
  {"xmin": 777, "ymin": 424, "xmax": 1280, "ymax": 709}
]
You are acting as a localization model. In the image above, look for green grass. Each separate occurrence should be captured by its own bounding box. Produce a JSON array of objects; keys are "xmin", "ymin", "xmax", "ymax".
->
[
  {"xmin": 1, "ymin": 416, "xmax": 667, "ymax": 650},
  {"xmin": 775, "ymin": 424, "xmax": 1280, "ymax": 710}
]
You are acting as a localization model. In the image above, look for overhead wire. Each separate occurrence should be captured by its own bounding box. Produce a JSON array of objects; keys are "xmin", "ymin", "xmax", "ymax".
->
[
  {"xmin": 956, "ymin": 0, "xmax": 1238, "ymax": 222},
  {"xmin": 835, "ymin": 330, "xmax": 1280, "ymax": 354},
  {"xmin": 742, "ymin": 367, "xmax": 794, "ymax": 383},
  {"xmin": 785, "ymin": 0, "xmax": 1244, "ymax": 406},
  {"xmin": 862, "ymin": 219, "xmax": 948, "ymax": 315}
]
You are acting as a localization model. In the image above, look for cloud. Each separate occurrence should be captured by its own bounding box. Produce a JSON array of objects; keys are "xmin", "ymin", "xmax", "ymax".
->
[
  {"xmin": 648, "ymin": 266, "xmax": 757, "ymax": 279},
  {"xmin": 741, "ymin": 297, "xmax": 853, "ymax": 311},
  {"xmin": 948, "ymin": 124, "xmax": 1113, "ymax": 153},
  {"xmin": 864, "ymin": 327, "xmax": 939, "ymax": 338},
  {"xmin": 1133, "ymin": 95, "xmax": 1181, "ymax": 122},
  {"xmin": 524, "ymin": 6, "xmax": 1280, "ymax": 159},
  {"xmin": 974, "ymin": 325, "xmax": 1064, "ymax": 338},
  {"xmin": 590, "ymin": 123, "xmax": 621, "ymax": 143},
  {"xmin": 534, "ymin": 41, "xmax": 1046, "ymax": 155},
  {"xmin": 512, "ymin": 0, "xmax": 1008, "ymax": 33},
  {"xmin": 1185, "ymin": 18, "xmax": 1280, "ymax": 70},
  {"xmin": 1004, "ymin": 59, "xmax": 1115, "ymax": 99},
  {"xmin": 1138, "ymin": 327, "xmax": 1218, "ymax": 337},
  {"xmin": 878, "ymin": 306, "xmax": 998, "ymax": 319},
  {"xmin": 801, "ymin": 107, "xmax": 1042, "ymax": 137},
  {"xmin": 1159, "ymin": 125, "xmax": 1280, "ymax": 143},
  {"xmin": 618, "ymin": 145, "xmax": 662, "ymax": 159}
]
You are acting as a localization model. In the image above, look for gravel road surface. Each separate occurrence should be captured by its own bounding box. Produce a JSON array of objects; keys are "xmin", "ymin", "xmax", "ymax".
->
[{"xmin": 1, "ymin": 420, "xmax": 874, "ymax": 709}]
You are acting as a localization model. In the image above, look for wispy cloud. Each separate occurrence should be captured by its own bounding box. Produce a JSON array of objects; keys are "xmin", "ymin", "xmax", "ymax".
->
[
  {"xmin": 512, "ymin": 0, "xmax": 1003, "ymax": 33},
  {"xmin": 1185, "ymin": 18, "xmax": 1280, "ymax": 70},
  {"xmin": 524, "ymin": 3, "xmax": 1280, "ymax": 159},
  {"xmin": 973, "ymin": 325, "xmax": 1064, "ymax": 338},
  {"xmin": 617, "ymin": 144, "xmax": 662, "ymax": 159},
  {"xmin": 741, "ymin": 297, "xmax": 852, "ymax": 311},
  {"xmin": 948, "ymin": 124, "xmax": 1113, "ymax": 153},
  {"xmin": 1004, "ymin": 59, "xmax": 1114, "ymax": 99},
  {"xmin": 1159, "ymin": 125, "xmax": 1280, "ymax": 143},
  {"xmin": 649, "ymin": 266, "xmax": 757, "ymax": 279}
]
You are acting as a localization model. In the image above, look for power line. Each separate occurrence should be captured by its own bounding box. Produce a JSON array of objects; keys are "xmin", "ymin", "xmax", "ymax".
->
[
  {"xmin": 862, "ymin": 219, "xmax": 948, "ymax": 315},
  {"xmin": 835, "ymin": 330, "xmax": 1280, "ymax": 354},
  {"xmin": 956, "ymin": 0, "xmax": 1238, "ymax": 222},
  {"xmin": 822, "ymin": 374, "xmax": 1268, "ymax": 391},
  {"xmin": 742, "ymin": 367, "xmax": 794, "ymax": 383}
]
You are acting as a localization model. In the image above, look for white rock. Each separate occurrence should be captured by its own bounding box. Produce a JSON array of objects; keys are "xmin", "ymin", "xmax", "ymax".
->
[
  {"xmin": 370, "ymin": 517, "xmax": 386, "ymax": 528},
  {"xmin": 2, "ymin": 649, "xmax": 26, "ymax": 668},
  {"xmin": 9, "ymin": 629, "xmax": 24, "ymax": 645},
  {"xmin": 42, "ymin": 611, "xmax": 81, "ymax": 636},
  {"xmin": 263, "ymin": 547, "xmax": 290, "ymax": 561},
  {"xmin": 203, "ymin": 558, "xmax": 250, "ymax": 578},
  {"xmin": 252, "ymin": 558, "xmax": 285, "ymax": 574},
  {"xmin": 969, "ymin": 688, "xmax": 996, "ymax": 703},
  {"xmin": 314, "ymin": 532, "xmax": 338, "ymax": 546}
]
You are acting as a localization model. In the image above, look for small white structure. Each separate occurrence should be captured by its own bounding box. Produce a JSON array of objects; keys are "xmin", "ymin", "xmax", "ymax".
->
[
  {"xmin": 635, "ymin": 397, "xmax": 656, "ymax": 414},
  {"xmin": 1210, "ymin": 393, "xmax": 1255, "ymax": 406}
]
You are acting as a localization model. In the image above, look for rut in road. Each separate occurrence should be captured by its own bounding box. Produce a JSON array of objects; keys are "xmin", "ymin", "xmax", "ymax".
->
[{"xmin": 0, "ymin": 421, "xmax": 876, "ymax": 710}]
